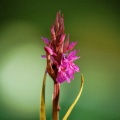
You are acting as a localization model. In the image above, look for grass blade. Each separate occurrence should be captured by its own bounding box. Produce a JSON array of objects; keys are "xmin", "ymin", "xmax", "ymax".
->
[
  {"xmin": 40, "ymin": 69, "xmax": 47, "ymax": 120},
  {"xmin": 62, "ymin": 74, "xmax": 84, "ymax": 120}
]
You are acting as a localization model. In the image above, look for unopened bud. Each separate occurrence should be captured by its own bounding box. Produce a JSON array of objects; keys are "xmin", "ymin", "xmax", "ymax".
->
[
  {"xmin": 59, "ymin": 34, "xmax": 66, "ymax": 44},
  {"xmin": 51, "ymin": 26, "xmax": 56, "ymax": 40},
  {"xmin": 44, "ymin": 46, "xmax": 56, "ymax": 56}
]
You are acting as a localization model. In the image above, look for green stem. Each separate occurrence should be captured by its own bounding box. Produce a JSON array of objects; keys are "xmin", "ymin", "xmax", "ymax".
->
[{"xmin": 52, "ymin": 82, "xmax": 60, "ymax": 120}]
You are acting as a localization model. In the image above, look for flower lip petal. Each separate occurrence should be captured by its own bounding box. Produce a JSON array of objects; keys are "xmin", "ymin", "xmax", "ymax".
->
[
  {"xmin": 67, "ymin": 50, "xmax": 80, "ymax": 61},
  {"xmin": 56, "ymin": 71, "xmax": 69, "ymax": 83}
]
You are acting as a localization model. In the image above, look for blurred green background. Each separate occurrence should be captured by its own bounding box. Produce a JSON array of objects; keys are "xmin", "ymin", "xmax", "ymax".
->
[{"xmin": 0, "ymin": 0, "xmax": 120, "ymax": 120}]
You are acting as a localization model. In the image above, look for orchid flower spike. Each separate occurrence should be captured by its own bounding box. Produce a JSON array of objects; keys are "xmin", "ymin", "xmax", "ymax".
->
[{"xmin": 42, "ymin": 11, "xmax": 80, "ymax": 83}]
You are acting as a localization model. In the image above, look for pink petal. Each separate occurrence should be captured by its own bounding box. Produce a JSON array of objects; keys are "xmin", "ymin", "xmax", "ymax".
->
[
  {"xmin": 67, "ymin": 41, "xmax": 77, "ymax": 51},
  {"xmin": 44, "ymin": 46, "xmax": 56, "ymax": 56},
  {"xmin": 74, "ymin": 65, "xmax": 80, "ymax": 72},
  {"xmin": 56, "ymin": 71, "xmax": 71, "ymax": 83},
  {"xmin": 70, "ymin": 62, "xmax": 80, "ymax": 72},
  {"xmin": 67, "ymin": 50, "xmax": 80, "ymax": 61},
  {"xmin": 41, "ymin": 55, "xmax": 46, "ymax": 58},
  {"xmin": 65, "ymin": 78, "xmax": 71, "ymax": 83},
  {"xmin": 41, "ymin": 37, "xmax": 50, "ymax": 45}
]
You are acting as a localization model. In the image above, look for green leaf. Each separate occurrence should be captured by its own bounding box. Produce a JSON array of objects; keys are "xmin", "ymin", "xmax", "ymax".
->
[
  {"xmin": 62, "ymin": 74, "xmax": 84, "ymax": 120},
  {"xmin": 40, "ymin": 69, "xmax": 47, "ymax": 120}
]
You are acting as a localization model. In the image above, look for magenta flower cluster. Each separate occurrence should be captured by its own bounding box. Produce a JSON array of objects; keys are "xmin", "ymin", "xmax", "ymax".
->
[{"xmin": 42, "ymin": 11, "xmax": 80, "ymax": 83}]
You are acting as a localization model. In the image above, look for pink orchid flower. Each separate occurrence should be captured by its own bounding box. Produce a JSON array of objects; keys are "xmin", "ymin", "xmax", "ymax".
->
[{"xmin": 42, "ymin": 11, "xmax": 80, "ymax": 83}]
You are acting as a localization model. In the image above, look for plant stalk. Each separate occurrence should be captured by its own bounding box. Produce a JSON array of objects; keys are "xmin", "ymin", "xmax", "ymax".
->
[{"xmin": 52, "ymin": 82, "xmax": 60, "ymax": 120}]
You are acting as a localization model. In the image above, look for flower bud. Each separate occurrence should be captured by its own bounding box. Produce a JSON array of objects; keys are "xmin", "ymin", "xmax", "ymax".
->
[
  {"xmin": 41, "ymin": 37, "xmax": 50, "ymax": 45},
  {"xmin": 44, "ymin": 46, "xmax": 56, "ymax": 56},
  {"xmin": 51, "ymin": 26, "xmax": 56, "ymax": 40},
  {"xmin": 59, "ymin": 34, "xmax": 66, "ymax": 44}
]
